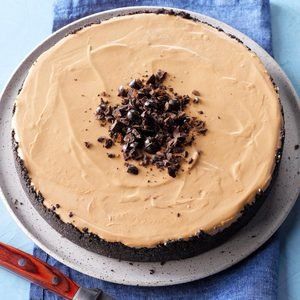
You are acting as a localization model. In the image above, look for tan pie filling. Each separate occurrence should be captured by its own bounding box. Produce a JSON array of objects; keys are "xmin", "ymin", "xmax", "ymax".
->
[{"xmin": 13, "ymin": 13, "xmax": 282, "ymax": 247}]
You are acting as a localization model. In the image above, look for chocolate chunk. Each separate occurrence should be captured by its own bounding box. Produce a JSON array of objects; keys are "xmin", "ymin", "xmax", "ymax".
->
[
  {"xmin": 192, "ymin": 90, "xmax": 200, "ymax": 96},
  {"xmin": 146, "ymin": 74, "xmax": 156, "ymax": 85},
  {"xmin": 126, "ymin": 164, "xmax": 139, "ymax": 175},
  {"xmin": 69, "ymin": 212, "xmax": 74, "ymax": 218},
  {"xmin": 177, "ymin": 213, "xmax": 181, "ymax": 217},
  {"xmin": 110, "ymin": 120, "xmax": 125, "ymax": 136},
  {"xmin": 193, "ymin": 97, "xmax": 200, "ymax": 104},
  {"xmin": 149, "ymin": 269, "xmax": 155, "ymax": 275},
  {"xmin": 156, "ymin": 69, "xmax": 166, "ymax": 79},
  {"xmin": 117, "ymin": 85, "xmax": 128, "ymax": 97},
  {"xmin": 84, "ymin": 142, "xmax": 92, "ymax": 148},
  {"xmin": 168, "ymin": 166, "xmax": 177, "ymax": 178},
  {"xmin": 129, "ymin": 79, "xmax": 143, "ymax": 90},
  {"xmin": 97, "ymin": 136, "xmax": 105, "ymax": 143},
  {"xmin": 165, "ymin": 99, "xmax": 180, "ymax": 111},
  {"xmin": 156, "ymin": 70, "xmax": 167, "ymax": 83},
  {"xmin": 144, "ymin": 137, "xmax": 160, "ymax": 154},
  {"xmin": 55, "ymin": 204, "xmax": 60, "ymax": 209},
  {"xmin": 104, "ymin": 138, "xmax": 113, "ymax": 149},
  {"xmin": 295, "ymin": 144, "xmax": 299, "ymax": 150},
  {"xmin": 82, "ymin": 227, "xmax": 88, "ymax": 233},
  {"xmin": 188, "ymin": 158, "xmax": 194, "ymax": 164},
  {"xmin": 127, "ymin": 109, "xmax": 140, "ymax": 123},
  {"xmin": 107, "ymin": 153, "xmax": 116, "ymax": 158}
]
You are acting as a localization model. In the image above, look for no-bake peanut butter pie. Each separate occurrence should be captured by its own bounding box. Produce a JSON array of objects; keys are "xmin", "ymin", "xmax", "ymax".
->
[{"xmin": 12, "ymin": 12, "xmax": 283, "ymax": 261}]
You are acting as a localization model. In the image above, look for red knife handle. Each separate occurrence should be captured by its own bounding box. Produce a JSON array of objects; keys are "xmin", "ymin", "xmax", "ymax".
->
[{"xmin": 0, "ymin": 242, "xmax": 79, "ymax": 300}]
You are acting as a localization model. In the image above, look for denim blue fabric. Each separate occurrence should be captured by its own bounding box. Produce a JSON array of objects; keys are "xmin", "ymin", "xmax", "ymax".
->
[{"xmin": 30, "ymin": 1, "xmax": 279, "ymax": 299}]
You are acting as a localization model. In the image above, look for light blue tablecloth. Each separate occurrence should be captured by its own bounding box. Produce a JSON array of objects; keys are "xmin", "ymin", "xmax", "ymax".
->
[{"xmin": 0, "ymin": 1, "xmax": 299, "ymax": 299}]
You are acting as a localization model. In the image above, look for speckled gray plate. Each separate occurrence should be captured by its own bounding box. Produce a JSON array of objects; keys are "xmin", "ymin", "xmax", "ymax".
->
[{"xmin": 0, "ymin": 6, "xmax": 299, "ymax": 286}]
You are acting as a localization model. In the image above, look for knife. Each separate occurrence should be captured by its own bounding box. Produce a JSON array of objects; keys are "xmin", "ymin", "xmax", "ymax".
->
[{"xmin": 0, "ymin": 242, "xmax": 113, "ymax": 299}]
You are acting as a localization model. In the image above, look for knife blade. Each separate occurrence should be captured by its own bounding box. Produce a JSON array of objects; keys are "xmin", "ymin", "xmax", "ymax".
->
[{"xmin": 0, "ymin": 242, "xmax": 113, "ymax": 299}]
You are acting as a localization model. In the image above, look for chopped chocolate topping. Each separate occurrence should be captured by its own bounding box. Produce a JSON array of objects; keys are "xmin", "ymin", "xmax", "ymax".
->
[
  {"xmin": 149, "ymin": 269, "xmax": 155, "ymax": 275},
  {"xmin": 107, "ymin": 153, "xmax": 116, "ymax": 158},
  {"xmin": 126, "ymin": 164, "xmax": 139, "ymax": 175},
  {"xmin": 177, "ymin": 213, "xmax": 181, "ymax": 217},
  {"xmin": 84, "ymin": 142, "xmax": 92, "ymax": 148},
  {"xmin": 295, "ymin": 144, "xmax": 299, "ymax": 150},
  {"xmin": 193, "ymin": 97, "xmax": 200, "ymax": 104},
  {"xmin": 95, "ymin": 70, "xmax": 207, "ymax": 177},
  {"xmin": 55, "ymin": 204, "xmax": 60, "ymax": 209},
  {"xmin": 69, "ymin": 212, "xmax": 74, "ymax": 218}
]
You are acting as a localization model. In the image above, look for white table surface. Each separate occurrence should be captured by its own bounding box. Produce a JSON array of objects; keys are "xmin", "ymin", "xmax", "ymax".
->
[{"xmin": 0, "ymin": 1, "xmax": 299, "ymax": 299}]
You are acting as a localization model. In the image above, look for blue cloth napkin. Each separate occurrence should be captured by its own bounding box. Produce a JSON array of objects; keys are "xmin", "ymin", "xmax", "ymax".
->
[{"xmin": 31, "ymin": 1, "xmax": 278, "ymax": 299}]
